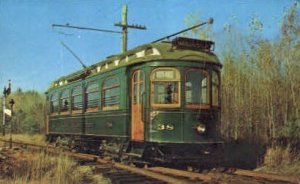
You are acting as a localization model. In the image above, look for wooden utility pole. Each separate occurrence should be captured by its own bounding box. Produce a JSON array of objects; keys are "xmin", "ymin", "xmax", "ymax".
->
[
  {"xmin": 114, "ymin": 5, "xmax": 146, "ymax": 52},
  {"xmin": 122, "ymin": 5, "xmax": 128, "ymax": 52},
  {"xmin": 52, "ymin": 4, "xmax": 146, "ymax": 53}
]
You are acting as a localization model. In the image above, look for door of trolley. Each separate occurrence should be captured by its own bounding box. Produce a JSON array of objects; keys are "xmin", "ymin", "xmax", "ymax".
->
[{"xmin": 131, "ymin": 70, "xmax": 145, "ymax": 141}]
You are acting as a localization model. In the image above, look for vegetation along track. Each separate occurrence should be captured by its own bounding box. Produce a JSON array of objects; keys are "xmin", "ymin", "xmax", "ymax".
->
[{"xmin": 0, "ymin": 138, "xmax": 299, "ymax": 184}]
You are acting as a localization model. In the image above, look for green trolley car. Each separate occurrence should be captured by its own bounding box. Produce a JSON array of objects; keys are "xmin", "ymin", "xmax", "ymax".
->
[{"xmin": 46, "ymin": 37, "xmax": 223, "ymax": 166}]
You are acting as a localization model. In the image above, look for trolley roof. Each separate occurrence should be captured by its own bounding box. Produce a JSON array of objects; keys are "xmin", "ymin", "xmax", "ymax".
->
[{"xmin": 49, "ymin": 37, "xmax": 221, "ymax": 89}]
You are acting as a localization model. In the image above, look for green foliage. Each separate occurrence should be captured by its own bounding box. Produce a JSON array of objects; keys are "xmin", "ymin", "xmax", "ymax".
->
[
  {"xmin": 2, "ymin": 90, "xmax": 46, "ymax": 134},
  {"xmin": 187, "ymin": 3, "xmax": 300, "ymax": 142},
  {"xmin": 184, "ymin": 11, "xmax": 213, "ymax": 40},
  {"xmin": 279, "ymin": 119, "xmax": 300, "ymax": 138}
]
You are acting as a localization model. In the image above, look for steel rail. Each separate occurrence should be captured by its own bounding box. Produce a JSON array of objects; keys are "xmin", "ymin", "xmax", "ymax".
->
[
  {"xmin": 147, "ymin": 167, "xmax": 213, "ymax": 182},
  {"xmin": 232, "ymin": 169, "xmax": 300, "ymax": 184}
]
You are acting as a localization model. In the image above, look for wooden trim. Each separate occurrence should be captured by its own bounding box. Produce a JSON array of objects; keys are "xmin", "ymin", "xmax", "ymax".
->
[
  {"xmin": 50, "ymin": 112, "xmax": 59, "ymax": 116},
  {"xmin": 185, "ymin": 104, "xmax": 210, "ymax": 109},
  {"xmin": 72, "ymin": 110, "xmax": 82, "ymax": 114},
  {"xmin": 150, "ymin": 67, "xmax": 180, "ymax": 80},
  {"xmin": 103, "ymin": 105, "xmax": 119, "ymax": 111},
  {"xmin": 60, "ymin": 111, "xmax": 70, "ymax": 115},
  {"xmin": 86, "ymin": 107, "xmax": 99, "ymax": 112},
  {"xmin": 131, "ymin": 70, "xmax": 145, "ymax": 141},
  {"xmin": 150, "ymin": 67, "xmax": 181, "ymax": 108},
  {"xmin": 151, "ymin": 103, "xmax": 180, "ymax": 108}
]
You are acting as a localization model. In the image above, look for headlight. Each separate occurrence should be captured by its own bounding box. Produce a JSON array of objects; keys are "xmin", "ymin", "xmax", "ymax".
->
[
  {"xmin": 166, "ymin": 124, "xmax": 174, "ymax": 130},
  {"xmin": 157, "ymin": 124, "xmax": 165, "ymax": 130},
  {"xmin": 195, "ymin": 123, "xmax": 206, "ymax": 134}
]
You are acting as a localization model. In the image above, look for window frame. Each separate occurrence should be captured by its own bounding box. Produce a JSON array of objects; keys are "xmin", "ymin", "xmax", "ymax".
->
[
  {"xmin": 102, "ymin": 76, "xmax": 120, "ymax": 111},
  {"xmin": 211, "ymin": 70, "xmax": 221, "ymax": 108},
  {"xmin": 71, "ymin": 85, "xmax": 83, "ymax": 114},
  {"xmin": 60, "ymin": 89, "xmax": 70, "ymax": 115},
  {"xmin": 85, "ymin": 81, "xmax": 100, "ymax": 112},
  {"xmin": 185, "ymin": 68, "xmax": 210, "ymax": 109},
  {"xmin": 50, "ymin": 92, "xmax": 59, "ymax": 115},
  {"xmin": 150, "ymin": 67, "xmax": 181, "ymax": 108},
  {"xmin": 132, "ymin": 70, "xmax": 145, "ymax": 105}
]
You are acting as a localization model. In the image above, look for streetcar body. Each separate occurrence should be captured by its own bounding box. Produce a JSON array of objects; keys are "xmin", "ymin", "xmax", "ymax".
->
[{"xmin": 46, "ymin": 37, "xmax": 223, "ymax": 165}]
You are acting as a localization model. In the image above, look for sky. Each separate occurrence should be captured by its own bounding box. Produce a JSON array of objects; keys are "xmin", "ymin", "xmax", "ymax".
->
[{"xmin": 0, "ymin": 0, "xmax": 297, "ymax": 92}]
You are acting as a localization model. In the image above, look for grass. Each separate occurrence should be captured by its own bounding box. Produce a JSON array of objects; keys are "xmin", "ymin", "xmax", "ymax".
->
[
  {"xmin": 0, "ymin": 134, "xmax": 108, "ymax": 184},
  {"xmin": 2, "ymin": 134, "xmax": 46, "ymax": 145},
  {"xmin": 257, "ymin": 145, "xmax": 300, "ymax": 177},
  {"xmin": 0, "ymin": 150, "xmax": 108, "ymax": 184}
]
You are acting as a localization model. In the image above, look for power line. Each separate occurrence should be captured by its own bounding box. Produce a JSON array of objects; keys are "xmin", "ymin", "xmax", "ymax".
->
[
  {"xmin": 52, "ymin": 4, "xmax": 146, "ymax": 53},
  {"xmin": 52, "ymin": 24, "xmax": 122, "ymax": 34}
]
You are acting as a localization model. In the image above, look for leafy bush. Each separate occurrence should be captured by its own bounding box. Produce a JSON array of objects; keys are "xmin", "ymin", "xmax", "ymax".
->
[
  {"xmin": 0, "ymin": 90, "xmax": 45, "ymax": 134},
  {"xmin": 261, "ymin": 144, "xmax": 300, "ymax": 177}
]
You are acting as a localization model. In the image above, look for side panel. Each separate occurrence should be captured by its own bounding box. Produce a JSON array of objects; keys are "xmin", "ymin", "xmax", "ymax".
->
[
  {"xmin": 47, "ymin": 80, "xmax": 84, "ymax": 135},
  {"xmin": 47, "ymin": 67, "xmax": 130, "ymax": 138},
  {"xmin": 183, "ymin": 110, "xmax": 221, "ymax": 142},
  {"xmin": 149, "ymin": 110, "xmax": 183, "ymax": 143},
  {"xmin": 83, "ymin": 67, "xmax": 130, "ymax": 138},
  {"xmin": 85, "ymin": 110, "xmax": 129, "ymax": 137},
  {"xmin": 49, "ymin": 114, "xmax": 84, "ymax": 134},
  {"xmin": 149, "ymin": 110, "xmax": 221, "ymax": 143}
]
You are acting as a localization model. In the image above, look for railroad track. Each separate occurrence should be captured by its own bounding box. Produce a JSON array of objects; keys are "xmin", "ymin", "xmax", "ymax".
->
[{"xmin": 0, "ymin": 138, "xmax": 299, "ymax": 184}]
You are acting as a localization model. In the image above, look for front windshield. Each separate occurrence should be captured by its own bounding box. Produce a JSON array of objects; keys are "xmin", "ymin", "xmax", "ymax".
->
[
  {"xmin": 153, "ymin": 82, "xmax": 179, "ymax": 104},
  {"xmin": 185, "ymin": 69, "xmax": 209, "ymax": 106},
  {"xmin": 151, "ymin": 68, "xmax": 180, "ymax": 108}
]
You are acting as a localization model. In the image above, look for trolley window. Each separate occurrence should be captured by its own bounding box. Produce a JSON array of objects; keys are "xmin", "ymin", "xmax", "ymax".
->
[
  {"xmin": 102, "ymin": 76, "xmax": 120, "ymax": 110},
  {"xmin": 60, "ymin": 89, "xmax": 69, "ymax": 113},
  {"xmin": 50, "ymin": 93, "xmax": 59, "ymax": 114},
  {"xmin": 72, "ymin": 85, "xmax": 83, "ymax": 113},
  {"xmin": 212, "ymin": 70, "xmax": 220, "ymax": 107},
  {"xmin": 185, "ymin": 69, "xmax": 209, "ymax": 108},
  {"xmin": 86, "ymin": 82, "xmax": 99, "ymax": 112},
  {"xmin": 151, "ymin": 68, "xmax": 180, "ymax": 108}
]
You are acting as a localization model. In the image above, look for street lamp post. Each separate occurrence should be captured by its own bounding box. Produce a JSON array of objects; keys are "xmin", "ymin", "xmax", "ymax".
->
[
  {"xmin": 9, "ymin": 98, "xmax": 14, "ymax": 149},
  {"xmin": 2, "ymin": 80, "xmax": 11, "ymax": 136}
]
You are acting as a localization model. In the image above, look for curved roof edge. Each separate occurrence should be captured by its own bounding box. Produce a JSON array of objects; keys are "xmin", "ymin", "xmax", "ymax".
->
[{"xmin": 49, "ymin": 38, "xmax": 221, "ymax": 90}]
